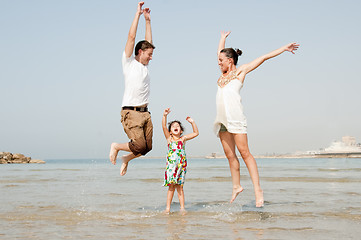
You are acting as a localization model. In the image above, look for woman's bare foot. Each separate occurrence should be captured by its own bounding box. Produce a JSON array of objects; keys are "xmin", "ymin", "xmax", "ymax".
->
[
  {"xmin": 109, "ymin": 143, "xmax": 119, "ymax": 165},
  {"xmin": 230, "ymin": 186, "xmax": 244, "ymax": 203},
  {"xmin": 255, "ymin": 189, "xmax": 264, "ymax": 207},
  {"xmin": 164, "ymin": 208, "xmax": 170, "ymax": 214}
]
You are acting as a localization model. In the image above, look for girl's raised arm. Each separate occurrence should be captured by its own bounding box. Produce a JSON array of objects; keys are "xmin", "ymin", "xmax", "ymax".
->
[
  {"xmin": 218, "ymin": 31, "xmax": 231, "ymax": 58},
  {"xmin": 183, "ymin": 117, "xmax": 199, "ymax": 142},
  {"xmin": 237, "ymin": 42, "xmax": 300, "ymax": 76},
  {"xmin": 162, "ymin": 108, "xmax": 171, "ymax": 140}
]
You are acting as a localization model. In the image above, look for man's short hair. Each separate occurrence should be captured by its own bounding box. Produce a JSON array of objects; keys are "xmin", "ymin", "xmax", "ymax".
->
[{"xmin": 135, "ymin": 40, "xmax": 155, "ymax": 56}]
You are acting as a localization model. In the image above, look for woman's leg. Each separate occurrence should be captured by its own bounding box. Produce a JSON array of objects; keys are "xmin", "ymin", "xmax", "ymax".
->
[
  {"xmin": 234, "ymin": 133, "xmax": 264, "ymax": 207},
  {"xmin": 219, "ymin": 131, "xmax": 244, "ymax": 203},
  {"xmin": 165, "ymin": 184, "xmax": 176, "ymax": 213},
  {"xmin": 175, "ymin": 185, "xmax": 185, "ymax": 211}
]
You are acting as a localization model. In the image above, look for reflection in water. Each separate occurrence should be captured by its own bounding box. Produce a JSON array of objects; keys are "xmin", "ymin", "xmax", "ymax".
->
[{"xmin": 166, "ymin": 213, "xmax": 188, "ymax": 239}]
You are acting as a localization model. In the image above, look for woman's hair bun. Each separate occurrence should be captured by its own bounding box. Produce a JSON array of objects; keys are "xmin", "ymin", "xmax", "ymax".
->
[{"xmin": 235, "ymin": 48, "xmax": 242, "ymax": 56}]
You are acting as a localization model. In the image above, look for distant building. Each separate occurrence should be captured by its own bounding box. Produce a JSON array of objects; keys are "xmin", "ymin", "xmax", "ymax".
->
[
  {"xmin": 316, "ymin": 136, "xmax": 361, "ymax": 157},
  {"xmin": 205, "ymin": 152, "xmax": 225, "ymax": 159}
]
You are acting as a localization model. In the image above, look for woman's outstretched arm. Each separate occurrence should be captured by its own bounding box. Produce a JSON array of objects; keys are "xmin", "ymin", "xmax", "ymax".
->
[
  {"xmin": 218, "ymin": 31, "xmax": 231, "ymax": 57},
  {"xmin": 237, "ymin": 42, "xmax": 300, "ymax": 76}
]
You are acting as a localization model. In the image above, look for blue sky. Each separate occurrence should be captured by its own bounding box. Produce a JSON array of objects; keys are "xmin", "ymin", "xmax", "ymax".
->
[{"xmin": 1, "ymin": 0, "xmax": 361, "ymax": 159}]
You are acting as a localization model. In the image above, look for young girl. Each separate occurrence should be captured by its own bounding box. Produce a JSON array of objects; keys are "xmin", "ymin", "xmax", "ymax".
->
[{"xmin": 162, "ymin": 108, "xmax": 199, "ymax": 213}]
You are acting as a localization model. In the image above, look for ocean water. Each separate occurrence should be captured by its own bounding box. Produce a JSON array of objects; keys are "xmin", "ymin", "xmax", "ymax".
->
[{"xmin": 1, "ymin": 157, "xmax": 361, "ymax": 239}]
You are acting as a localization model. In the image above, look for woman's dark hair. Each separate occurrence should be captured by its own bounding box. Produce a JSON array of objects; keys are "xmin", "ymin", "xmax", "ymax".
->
[
  {"xmin": 168, "ymin": 120, "xmax": 184, "ymax": 133},
  {"xmin": 220, "ymin": 48, "xmax": 242, "ymax": 65},
  {"xmin": 135, "ymin": 40, "xmax": 155, "ymax": 56}
]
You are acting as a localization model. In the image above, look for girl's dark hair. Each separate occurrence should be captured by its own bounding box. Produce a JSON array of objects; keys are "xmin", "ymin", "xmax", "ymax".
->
[
  {"xmin": 168, "ymin": 120, "xmax": 185, "ymax": 133},
  {"xmin": 135, "ymin": 40, "xmax": 155, "ymax": 56},
  {"xmin": 220, "ymin": 48, "xmax": 243, "ymax": 65}
]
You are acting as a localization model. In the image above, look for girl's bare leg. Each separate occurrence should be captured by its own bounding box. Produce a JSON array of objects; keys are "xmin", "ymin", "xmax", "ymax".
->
[
  {"xmin": 175, "ymin": 185, "xmax": 185, "ymax": 212},
  {"xmin": 165, "ymin": 184, "xmax": 176, "ymax": 214},
  {"xmin": 234, "ymin": 134, "xmax": 264, "ymax": 207},
  {"xmin": 219, "ymin": 131, "xmax": 244, "ymax": 203},
  {"xmin": 109, "ymin": 142, "xmax": 131, "ymax": 164}
]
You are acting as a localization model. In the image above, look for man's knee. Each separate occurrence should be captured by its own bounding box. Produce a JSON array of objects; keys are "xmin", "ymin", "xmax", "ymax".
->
[
  {"xmin": 129, "ymin": 140, "xmax": 144, "ymax": 155},
  {"xmin": 141, "ymin": 137, "xmax": 152, "ymax": 155},
  {"xmin": 129, "ymin": 140, "xmax": 152, "ymax": 156},
  {"xmin": 140, "ymin": 144, "xmax": 152, "ymax": 155}
]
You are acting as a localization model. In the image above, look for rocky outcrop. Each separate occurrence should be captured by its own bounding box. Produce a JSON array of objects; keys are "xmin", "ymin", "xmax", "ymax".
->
[{"xmin": 0, "ymin": 152, "xmax": 45, "ymax": 164}]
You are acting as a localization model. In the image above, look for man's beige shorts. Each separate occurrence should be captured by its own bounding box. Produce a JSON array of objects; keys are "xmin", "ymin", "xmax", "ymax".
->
[{"xmin": 121, "ymin": 109, "xmax": 153, "ymax": 156}]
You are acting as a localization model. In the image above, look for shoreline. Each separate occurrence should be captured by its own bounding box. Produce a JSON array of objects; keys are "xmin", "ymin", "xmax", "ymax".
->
[
  {"xmin": 139, "ymin": 154, "xmax": 361, "ymax": 159},
  {"xmin": 30, "ymin": 154, "xmax": 361, "ymax": 162}
]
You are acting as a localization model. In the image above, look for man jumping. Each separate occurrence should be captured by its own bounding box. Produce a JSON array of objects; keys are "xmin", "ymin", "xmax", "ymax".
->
[{"xmin": 110, "ymin": 1, "xmax": 155, "ymax": 176}]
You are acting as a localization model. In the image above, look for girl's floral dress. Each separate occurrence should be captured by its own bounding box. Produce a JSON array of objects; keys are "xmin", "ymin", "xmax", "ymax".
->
[{"xmin": 164, "ymin": 139, "xmax": 187, "ymax": 186}]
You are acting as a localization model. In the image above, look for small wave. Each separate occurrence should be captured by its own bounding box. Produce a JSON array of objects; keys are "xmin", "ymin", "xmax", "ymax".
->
[
  {"xmin": 345, "ymin": 191, "xmax": 361, "ymax": 196},
  {"xmin": 29, "ymin": 169, "xmax": 82, "ymax": 172},
  {"xmin": 210, "ymin": 211, "xmax": 272, "ymax": 223},
  {"xmin": 187, "ymin": 176, "xmax": 231, "ymax": 182},
  {"xmin": 266, "ymin": 227, "xmax": 313, "ymax": 231},
  {"xmin": 0, "ymin": 178, "xmax": 58, "ymax": 184},
  {"xmin": 318, "ymin": 168, "xmax": 361, "ymax": 172},
  {"xmin": 0, "ymin": 179, "xmax": 28, "ymax": 184},
  {"xmin": 140, "ymin": 176, "xmax": 232, "ymax": 183},
  {"xmin": 106, "ymin": 193, "xmax": 123, "ymax": 196},
  {"xmin": 139, "ymin": 178, "xmax": 160, "ymax": 183},
  {"xmin": 4, "ymin": 184, "xmax": 18, "ymax": 187},
  {"xmin": 263, "ymin": 176, "xmax": 361, "ymax": 183},
  {"xmin": 321, "ymin": 212, "xmax": 361, "ymax": 220}
]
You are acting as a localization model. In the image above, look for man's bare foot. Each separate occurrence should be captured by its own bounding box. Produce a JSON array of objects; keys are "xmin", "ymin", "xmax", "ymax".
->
[
  {"xmin": 120, "ymin": 162, "xmax": 128, "ymax": 176},
  {"xmin": 255, "ymin": 189, "xmax": 264, "ymax": 207},
  {"xmin": 109, "ymin": 143, "xmax": 119, "ymax": 165},
  {"xmin": 119, "ymin": 153, "xmax": 139, "ymax": 176},
  {"xmin": 164, "ymin": 209, "xmax": 170, "ymax": 214},
  {"xmin": 230, "ymin": 186, "xmax": 244, "ymax": 203}
]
